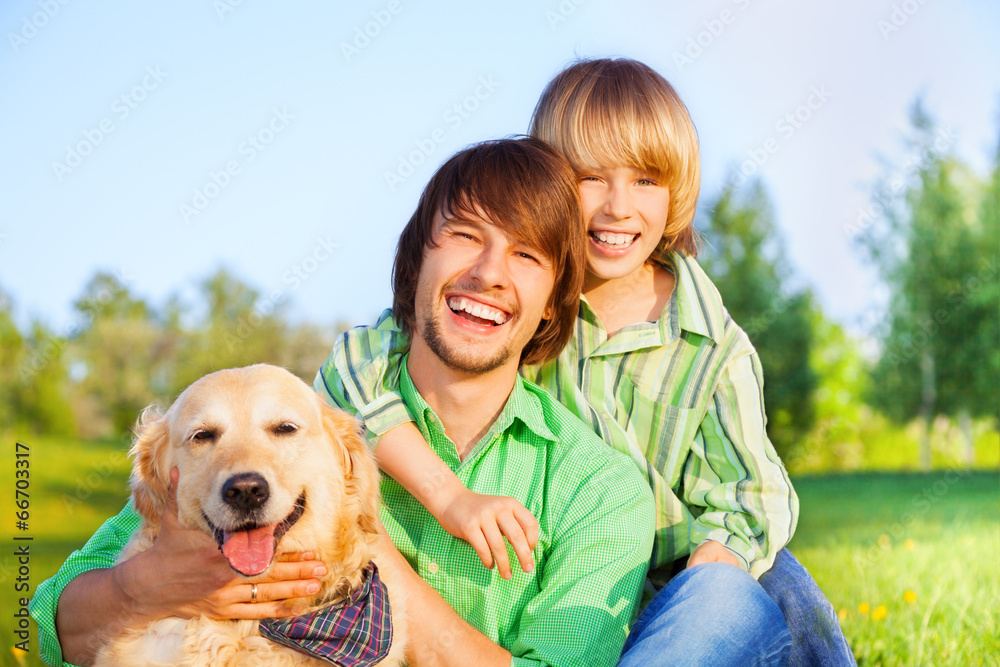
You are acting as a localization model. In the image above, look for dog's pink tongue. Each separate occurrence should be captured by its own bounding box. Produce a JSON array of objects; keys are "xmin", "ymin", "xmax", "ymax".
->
[{"xmin": 221, "ymin": 525, "xmax": 277, "ymax": 576}]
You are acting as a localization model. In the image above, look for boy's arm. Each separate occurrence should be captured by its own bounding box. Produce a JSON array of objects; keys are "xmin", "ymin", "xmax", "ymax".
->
[
  {"xmin": 375, "ymin": 425, "xmax": 538, "ymax": 578},
  {"xmin": 315, "ymin": 311, "xmax": 538, "ymax": 577},
  {"xmin": 681, "ymin": 347, "xmax": 799, "ymax": 578}
]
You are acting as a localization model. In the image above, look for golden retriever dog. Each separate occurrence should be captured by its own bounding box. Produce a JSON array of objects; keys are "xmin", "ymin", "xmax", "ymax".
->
[{"xmin": 95, "ymin": 364, "xmax": 407, "ymax": 666}]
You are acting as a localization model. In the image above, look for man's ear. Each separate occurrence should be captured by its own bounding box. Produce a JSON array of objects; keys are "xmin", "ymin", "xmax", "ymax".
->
[{"xmin": 129, "ymin": 406, "xmax": 171, "ymax": 527}]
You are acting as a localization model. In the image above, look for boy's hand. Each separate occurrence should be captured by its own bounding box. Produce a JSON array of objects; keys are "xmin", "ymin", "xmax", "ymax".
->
[
  {"xmin": 438, "ymin": 489, "xmax": 539, "ymax": 580},
  {"xmin": 686, "ymin": 540, "xmax": 741, "ymax": 570}
]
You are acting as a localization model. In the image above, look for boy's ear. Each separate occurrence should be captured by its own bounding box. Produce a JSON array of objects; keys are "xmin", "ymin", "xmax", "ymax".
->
[{"xmin": 129, "ymin": 405, "xmax": 171, "ymax": 528}]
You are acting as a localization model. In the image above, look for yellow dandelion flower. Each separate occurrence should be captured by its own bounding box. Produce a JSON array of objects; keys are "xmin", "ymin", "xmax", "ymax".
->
[
  {"xmin": 838, "ymin": 608, "xmax": 848, "ymax": 621},
  {"xmin": 904, "ymin": 538, "xmax": 916, "ymax": 551},
  {"xmin": 904, "ymin": 590, "xmax": 917, "ymax": 604},
  {"xmin": 872, "ymin": 605, "xmax": 888, "ymax": 621},
  {"xmin": 859, "ymin": 603, "xmax": 870, "ymax": 615},
  {"xmin": 878, "ymin": 534, "xmax": 891, "ymax": 549}
]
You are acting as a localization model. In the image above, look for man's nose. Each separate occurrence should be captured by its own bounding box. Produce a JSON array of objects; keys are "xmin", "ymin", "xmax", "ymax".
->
[{"xmin": 468, "ymin": 244, "xmax": 510, "ymax": 290}]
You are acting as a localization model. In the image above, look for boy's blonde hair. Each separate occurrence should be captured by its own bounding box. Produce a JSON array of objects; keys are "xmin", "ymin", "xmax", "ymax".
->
[{"xmin": 529, "ymin": 58, "xmax": 701, "ymax": 256}]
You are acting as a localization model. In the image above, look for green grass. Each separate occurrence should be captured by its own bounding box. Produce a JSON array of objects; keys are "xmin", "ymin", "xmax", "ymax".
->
[
  {"xmin": 2, "ymin": 438, "xmax": 997, "ymax": 666},
  {"xmin": 788, "ymin": 470, "xmax": 1000, "ymax": 666}
]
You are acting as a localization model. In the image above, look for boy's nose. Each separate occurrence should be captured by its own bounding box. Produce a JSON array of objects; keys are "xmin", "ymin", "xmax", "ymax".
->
[{"xmin": 604, "ymin": 182, "xmax": 634, "ymax": 220}]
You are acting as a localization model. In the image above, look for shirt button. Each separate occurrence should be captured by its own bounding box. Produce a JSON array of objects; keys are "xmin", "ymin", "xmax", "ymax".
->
[{"xmin": 428, "ymin": 561, "xmax": 439, "ymax": 575}]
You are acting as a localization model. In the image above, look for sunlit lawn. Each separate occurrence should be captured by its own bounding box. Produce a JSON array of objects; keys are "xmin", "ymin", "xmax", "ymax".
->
[
  {"xmin": 2, "ymin": 437, "xmax": 997, "ymax": 666},
  {"xmin": 788, "ymin": 470, "xmax": 1000, "ymax": 666}
]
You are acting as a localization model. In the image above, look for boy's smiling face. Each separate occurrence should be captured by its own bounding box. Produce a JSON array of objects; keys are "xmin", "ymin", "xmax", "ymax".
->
[{"xmin": 577, "ymin": 165, "xmax": 671, "ymax": 286}]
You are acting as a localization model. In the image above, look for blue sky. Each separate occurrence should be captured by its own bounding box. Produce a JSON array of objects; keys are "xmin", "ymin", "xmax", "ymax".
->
[{"xmin": 1, "ymin": 0, "xmax": 998, "ymax": 339}]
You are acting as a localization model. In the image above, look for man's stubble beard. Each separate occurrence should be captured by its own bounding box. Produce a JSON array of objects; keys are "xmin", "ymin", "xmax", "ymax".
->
[{"xmin": 419, "ymin": 308, "xmax": 516, "ymax": 375}]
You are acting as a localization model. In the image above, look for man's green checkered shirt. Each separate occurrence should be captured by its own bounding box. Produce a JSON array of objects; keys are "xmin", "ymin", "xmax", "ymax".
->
[
  {"xmin": 29, "ymin": 361, "xmax": 654, "ymax": 667},
  {"xmin": 319, "ymin": 251, "xmax": 798, "ymax": 583},
  {"xmin": 317, "ymin": 360, "xmax": 655, "ymax": 666}
]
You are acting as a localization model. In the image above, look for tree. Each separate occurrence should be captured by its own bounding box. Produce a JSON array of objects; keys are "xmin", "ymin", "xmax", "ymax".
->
[
  {"xmin": 857, "ymin": 99, "xmax": 998, "ymax": 467},
  {"xmin": 70, "ymin": 272, "xmax": 168, "ymax": 435},
  {"xmin": 169, "ymin": 268, "xmax": 292, "ymax": 396},
  {"xmin": 0, "ymin": 288, "xmax": 76, "ymax": 436},
  {"xmin": 698, "ymin": 178, "xmax": 817, "ymax": 458}
]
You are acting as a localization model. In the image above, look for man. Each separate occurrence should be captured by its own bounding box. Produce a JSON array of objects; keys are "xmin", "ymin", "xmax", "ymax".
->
[{"xmin": 31, "ymin": 138, "xmax": 655, "ymax": 667}]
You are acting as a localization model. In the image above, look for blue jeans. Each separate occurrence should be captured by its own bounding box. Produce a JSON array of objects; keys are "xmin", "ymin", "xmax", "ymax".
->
[
  {"xmin": 757, "ymin": 549, "xmax": 856, "ymax": 666},
  {"xmin": 618, "ymin": 562, "xmax": 791, "ymax": 666}
]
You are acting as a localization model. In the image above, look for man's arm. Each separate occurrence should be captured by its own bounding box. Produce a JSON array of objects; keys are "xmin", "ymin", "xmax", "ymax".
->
[{"xmin": 681, "ymin": 347, "xmax": 799, "ymax": 577}]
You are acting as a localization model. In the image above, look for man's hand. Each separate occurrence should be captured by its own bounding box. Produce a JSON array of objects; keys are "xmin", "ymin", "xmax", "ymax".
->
[
  {"xmin": 115, "ymin": 468, "xmax": 328, "ymax": 621},
  {"xmin": 436, "ymin": 487, "xmax": 538, "ymax": 580},
  {"xmin": 686, "ymin": 540, "xmax": 741, "ymax": 570}
]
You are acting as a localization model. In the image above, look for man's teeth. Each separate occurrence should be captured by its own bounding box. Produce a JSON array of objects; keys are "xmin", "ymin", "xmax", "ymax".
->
[
  {"xmin": 447, "ymin": 297, "xmax": 508, "ymax": 325},
  {"xmin": 594, "ymin": 232, "xmax": 637, "ymax": 247}
]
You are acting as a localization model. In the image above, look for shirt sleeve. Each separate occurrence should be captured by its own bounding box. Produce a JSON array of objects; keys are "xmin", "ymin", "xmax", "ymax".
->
[
  {"xmin": 29, "ymin": 502, "xmax": 142, "ymax": 667},
  {"xmin": 680, "ymin": 346, "xmax": 799, "ymax": 578},
  {"xmin": 312, "ymin": 309, "xmax": 413, "ymax": 448},
  {"xmin": 508, "ymin": 455, "xmax": 655, "ymax": 667}
]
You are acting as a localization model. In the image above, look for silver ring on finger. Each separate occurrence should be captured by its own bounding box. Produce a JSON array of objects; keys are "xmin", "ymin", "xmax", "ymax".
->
[{"xmin": 250, "ymin": 583, "xmax": 258, "ymax": 604}]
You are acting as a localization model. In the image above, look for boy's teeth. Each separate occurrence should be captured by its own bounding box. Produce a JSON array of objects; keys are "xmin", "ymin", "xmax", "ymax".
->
[
  {"xmin": 595, "ymin": 232, "xmax": 636, "ymax": 247},
  {"xmin": 447, "ymin": 297, "xmax": 508, "ymax": 325}
]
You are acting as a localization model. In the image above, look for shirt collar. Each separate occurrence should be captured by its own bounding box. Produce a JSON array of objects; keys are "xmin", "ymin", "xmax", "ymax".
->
[
  {"xmin": 577, "ymin": 250, "xmax": 722, "ymax": 353},
  {"xmin": 399, "ymin": 356, "xmax": 556, "ymax": 457},
  {"xmin": 654, "ymin": 250, "xmax": 723, "ymax": 344}
]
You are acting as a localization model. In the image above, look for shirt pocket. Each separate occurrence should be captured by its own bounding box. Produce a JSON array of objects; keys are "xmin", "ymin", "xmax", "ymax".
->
[{"xmin": 617, "ymin": 376, "xmax": 699, "ymax": 488}]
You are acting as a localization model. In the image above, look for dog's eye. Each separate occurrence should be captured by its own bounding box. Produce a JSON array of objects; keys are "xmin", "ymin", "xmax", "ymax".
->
[
  {"xmin": 192, "ymin": 429, "xmax": 216, "ymax": 441},
  {"xmin": 274, "ymin": 423, "xmax": 298, "ymax": 435}
]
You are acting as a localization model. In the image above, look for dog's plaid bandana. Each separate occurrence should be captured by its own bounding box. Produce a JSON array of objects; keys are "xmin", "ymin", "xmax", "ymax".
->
[{"xmin": 259, "ymin": 562, "xmax": 393, "ymax": 666}]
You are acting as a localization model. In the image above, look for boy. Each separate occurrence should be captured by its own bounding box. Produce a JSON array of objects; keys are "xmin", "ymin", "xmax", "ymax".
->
[{"xmin": 321, "ymin": 58, "xmax": 853, "ymax": 665}]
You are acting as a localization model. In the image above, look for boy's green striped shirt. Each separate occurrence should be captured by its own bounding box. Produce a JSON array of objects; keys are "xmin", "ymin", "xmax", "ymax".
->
[{"xmin": 321, "ymin": 251, "xmax": 798, "ymax": 581}]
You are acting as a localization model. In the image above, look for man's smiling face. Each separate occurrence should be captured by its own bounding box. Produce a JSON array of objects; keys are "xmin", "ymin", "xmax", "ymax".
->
[{"xmin": 412, "ymin": 209, "xmax": 556, "ymax": 376}]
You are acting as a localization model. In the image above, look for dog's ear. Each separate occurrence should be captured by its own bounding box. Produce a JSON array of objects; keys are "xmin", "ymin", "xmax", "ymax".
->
[
  {"xmin": 129, "ymin": 405, "xmax": 171, "ymax": 528},
  {"xmin": 321, "ymin": 402, "xmax": 381, "ymax": 538}
]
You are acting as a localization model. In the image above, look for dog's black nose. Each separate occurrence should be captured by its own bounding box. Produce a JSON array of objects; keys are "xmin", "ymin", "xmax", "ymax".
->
[{"xmin": 222, "ymin": 473, "xmax": 270, "ymax": 511}]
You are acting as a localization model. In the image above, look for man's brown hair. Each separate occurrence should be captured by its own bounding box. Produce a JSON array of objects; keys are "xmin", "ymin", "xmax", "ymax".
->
[{"xmin": 392, "ymin": 137, "xmax": 585, "ymax": 366}]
